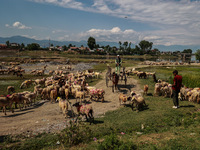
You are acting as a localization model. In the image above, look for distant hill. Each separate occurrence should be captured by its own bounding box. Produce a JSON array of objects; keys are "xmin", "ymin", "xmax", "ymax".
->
[{"xmin": 0, "ymin": 36, "xmax": 199, "ymax": 52}]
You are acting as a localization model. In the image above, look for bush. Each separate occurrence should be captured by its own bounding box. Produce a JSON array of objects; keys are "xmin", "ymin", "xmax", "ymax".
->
[
  {"xmin": 97, "ymin": 133, "xmax": 136, "ymax": 150},
  {"xmin": 58, "ymin": 121, "xmax": 93, "ymax": 147}
]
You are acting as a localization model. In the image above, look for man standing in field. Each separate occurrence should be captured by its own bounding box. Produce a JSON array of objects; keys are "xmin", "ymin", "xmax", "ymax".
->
[
  {"xmin": 115, "ymin": 55, "xmax": 121, "ymax": 75},
  {"xmin": 172, "ymin": 70, "xmax": 182, "ymax": 109}
]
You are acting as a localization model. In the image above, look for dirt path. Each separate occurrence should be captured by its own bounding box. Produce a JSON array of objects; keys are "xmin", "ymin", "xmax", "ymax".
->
[{"xmin": 0, "ymin": 67, "xmax": 143, "ymax": 136}]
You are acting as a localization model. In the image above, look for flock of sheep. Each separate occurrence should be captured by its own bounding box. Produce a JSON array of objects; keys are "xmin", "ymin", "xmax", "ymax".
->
[
  {"xmin": 1, "ymin": 60, "xmax": 199, "ymax": 125},
  {"xmin": 141, "ymin": 61, "xmax": 189, "ymax": 66},
  {"xmin": 0, "ymin": 62, "xmax": 105, "ymax": 124}
]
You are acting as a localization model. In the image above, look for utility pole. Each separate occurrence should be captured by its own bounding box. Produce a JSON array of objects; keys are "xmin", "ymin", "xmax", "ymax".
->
[{"xmin": 49, "ymin": 38, "xmax": 50, "ymax": 50}]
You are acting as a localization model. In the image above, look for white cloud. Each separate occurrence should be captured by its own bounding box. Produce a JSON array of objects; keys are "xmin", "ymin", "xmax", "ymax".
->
[
  {"xmin": 79, "ymin": 27, "xmax": 140, "ymax": 43},
  {"xmin": 33, "ymin": 0, "xmax": 84, "ymax": 10},
  {"xmin": 32, "ymin": 0, "xmax": 200, "ymax": 46},
  {"xmin": 5, "ymin": 24, "xmax": 10, "ymax": 27},
  {"xmin": 13, "ymin": 22, "xmax": 32, "ymax": 29},
  {"xmin": 22, "ymin": 35, "xmax": 37, "ymax": 39},
  {"xmin": 5, "ymin": 22, "xmax": 32, "ymax": 29},
  {"xmin": 33, "ymin": 0, "xmax": 200, "ymax": 27},
  {"xmin": 58, "ymin": 35, "xmax": 69, "ymax": 41}
]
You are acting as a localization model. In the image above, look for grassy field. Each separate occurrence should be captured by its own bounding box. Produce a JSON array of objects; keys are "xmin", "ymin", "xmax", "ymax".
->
[
  {"xmin": 135, "ymin": 65, "xmax": 200, "ymax": 88},
  {"xmin": 1, "ymin": 64, "xmax": 200, "ymax": 150}
]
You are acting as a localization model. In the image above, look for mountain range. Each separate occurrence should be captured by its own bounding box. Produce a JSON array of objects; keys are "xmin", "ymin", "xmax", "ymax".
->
[{"xmin": 0, "ymin": 36, "xmax": 199, "ymax": 52}]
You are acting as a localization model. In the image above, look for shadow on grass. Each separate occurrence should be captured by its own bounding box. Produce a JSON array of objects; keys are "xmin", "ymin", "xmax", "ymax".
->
[
  {"xmin": 146, "ymin": 93, "xmax": 153, "ymax": 96},
  {"xmin": 93, "ymin": 120, "xmax": 104, "ymax": 124},
  {"xmin": 180, "ymin": 105, "xmax": 195, "ymax": 108}
]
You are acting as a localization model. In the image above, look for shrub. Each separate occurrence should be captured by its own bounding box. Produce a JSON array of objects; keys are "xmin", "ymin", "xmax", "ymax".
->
[
  {"xmin": 97, "ymin": 133, "xmax": 136, "ymax": 150},
  {"xmin": 58, "ymin": 121, "xmax": 93, "ymax": 147}
]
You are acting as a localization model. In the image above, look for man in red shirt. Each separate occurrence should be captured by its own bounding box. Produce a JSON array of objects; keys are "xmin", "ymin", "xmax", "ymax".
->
[{"xmin": 172, "ymin": 70, "xmax": 182, "ymax": 109}]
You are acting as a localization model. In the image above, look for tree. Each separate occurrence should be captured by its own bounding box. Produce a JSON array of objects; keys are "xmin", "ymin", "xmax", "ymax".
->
[
  {"xmin": 182, "ymin": 49, "xmax": 192, "ymax": 54},
  {"xmin": 123, "ymin": 41, "xmax": 128, "ymax": 50},
  {"xmin": 68, "ymin": 44, "xmax": 72, "ymax": 48},
  {"xmin": 6, "ymin": 41, "xmax": 10, "ymax": 47},
  {"xmin": 195, "ymin": 49, "xmax": 200, "ymax": 61},
  {"xmin": 27, "ymin": 43, "xmax": 40, "ymax": 50},
  {"xmin": 138, "ymin": 40, "xmax": 153, "ymax": 52},
  {"xmin": 128, "ymin": 42, "xmax": 132, "ymax": 48},
  {"xmin": 20, "ymin": 43, "xmax": 25, "ymax": 50},
  {"xmin": 50, "ymin": 44, "xmax": 54, "ymax": 47},
  {"xmin": 62, "ymin": 45, "xmax": 67, "ymax": 51},
  {"xmin": 119, "ymin": 41, "xmax": 122, "ymax": 49},
  {"xmin": 87, "ymin": 37, "xmax": 96, "ymax": 50},
  {"xmin": 96, "ymin": 44, "xmax": 100, "ymax": 48}
]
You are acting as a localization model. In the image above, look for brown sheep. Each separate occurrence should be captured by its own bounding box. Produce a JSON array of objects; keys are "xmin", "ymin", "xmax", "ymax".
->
[
  {"xmin": 118, "ymin": 93, "xmax": 131, "ymax": 106},
  {"xmin": 20, "ymin": 80, "xmax": 34, "ymax": 89},
  {"xmin": 143, "ymin": 85, "xmax": 148, "ymax": 95},
  {"xmin": 65, "ymin": 88, "xmax": 69, "ymax": 100},
  {"xmin": 56, "ymin": 97, "xmax": 69, "ymax": 118},
  {"xmin": 0, "ymin": 96, "xmax": 14, "ymax": 115},
  {"xmin": 24, "ymin": 92, "xmax": 37, "ymax": 105},
  {"xmin": 59, "ymin": 86, "xmax": 65, "ymax": 99},
  {"xmin": 35, "ymin": 78, "xmax": 46, "ymax": 85},
  {"xmin": 50, "ymin": 89, "xmax": 57, "ymax": 103},
  {"xmin": 154, "ymin": 83, "xmax": 161, "ymax": 96},
  {"xmin": 73, "ymin": 102, "xmax": 94, "ymax": 125},
  {"xmin": 131, "ymin": 95, "xmax": 147, "ymax": 111},
  {"xmin": 9, "ymin": 93, "xmax": 24, "ymax": 110},
  {"xmin": 75, "ymin": 90, "xmax": 85, "ymax": 103},
  {"xmin": 41, "ymin": 87, "xmax": 49, "ymax": 100},
  {"xmin": 89, "ymin": 89, "xmax": 105, "ymax": 102},
  {"xmin": 7, "ymin": 86, "xmax": 15, "ymax": 94}
]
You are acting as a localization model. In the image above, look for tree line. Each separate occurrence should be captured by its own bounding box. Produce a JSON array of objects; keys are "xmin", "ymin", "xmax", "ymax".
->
[{"xmin": 5, "ymin": 37, "xmax": 200, "ymax": 60}]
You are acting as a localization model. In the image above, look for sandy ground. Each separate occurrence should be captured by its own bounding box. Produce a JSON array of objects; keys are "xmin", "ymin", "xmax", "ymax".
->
[{"xmin": 0, "ymin": 67, "xmax": 143, "ymax": 136}]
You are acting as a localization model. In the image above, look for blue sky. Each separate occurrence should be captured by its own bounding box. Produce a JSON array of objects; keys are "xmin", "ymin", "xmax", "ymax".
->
[{"xmin": 0, "ymin": 0, "xmax": 200, "ymax": 46}]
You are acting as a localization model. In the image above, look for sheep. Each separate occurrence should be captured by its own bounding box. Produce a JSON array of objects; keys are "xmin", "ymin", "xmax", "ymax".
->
[
  {"xmin": 65, "ymin": 88, "xmax": 69, "ymax": 100},
  {"xmin": 73, "ymin": 102, "xmax": 94, "ymax": 125},
  {"xmin": 94, "ymin": 72, "xmax": 101, "ymax": 79},
  {"xmin": 143, "ymin": 85, "xmax": 148, "ymax": 95},
  {"xmin": 86, "ymin": 86, "xmax": 96, "ymax": 95},
  {"xmin": 75, "ymin": 90, "xmax": 85, "ymax": 103},
  {"xmin": 89, "ymin": 89, "xmax": 105, "ymax": 102},
  {"xmin": 188, "ymin": 91, "xmax": 200, "ymax": 103},
  {"xmin": 138, "ymin": 72, "xmax": 147, "ymax": 79},
  {"xmin": 163, "ymin": 85, "xmax": 172, "ymax": 98},
  {"xmin": 35, "ymin": 78, "xmax": 46, "ymax": 85},
  {"xmin": 154, "ymin": 83, "xmax": 162, "ymax": 96},
  {"xmin": 0, "ymin": 96, "xmax": 14, "ymax": 115},
  {"xmin": 56, "ymin": 97, "xmax": 69, "ymax": 118},
  {"xmin": 9, "ymin": 93, "xmax": 29, "ymax": 110},
  {"xmin": 50, "ymin": 89, "xmax": 57, "ymax": 103},
  {"xmin": 59, "ymin": 86, "xmax": 65, "ymax": 99},
  {"xmin": 131, "ymin": 95, "xmax": 147, "ymax": 111},
  {"xmin": 24, "ymin": 92, "xmax": 37, "ymax": 105},
  {"xmin": 20, "ymin": 80, "xmax": 34, "ymax": 89},
  {"xmin": 34, "ymin": 85, "xmax": 42, "ymax": 96},
  {"xmin": 7, "ymin": 86, "xmax": 15, "ymax": 94},
  {"xmin": 186, "ymin": 90, "xmax": 195, "ymax": 101},
  {"xmin": 49, "ymin": 70, "xmax": 55, "ymax": 75},
  {"xmin": 41, "ymin": 87, "xmax": 49, "ymax": 100},
  {"xmin": 118, "ymin": 93, "xmax": 131, "ymax": 106}
]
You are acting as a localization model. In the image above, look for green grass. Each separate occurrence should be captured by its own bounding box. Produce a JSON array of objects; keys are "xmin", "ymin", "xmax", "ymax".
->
[
  {"xmin": 0, "ymin": 74, "xmax": 48, "ymax": 95},
  {"xmin": 136, "ymin": 65, "xmax": 200, "ymax": 88}
]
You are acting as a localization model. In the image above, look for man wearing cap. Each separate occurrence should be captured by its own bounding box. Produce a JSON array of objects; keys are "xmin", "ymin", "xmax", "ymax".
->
[
  {"xmin": 115, "ymin": 55, "xmax": 121, "ymax": 75},
  {"xmin": 172, "ymin": 70, "xmax": 182, "ymax": 109}
]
